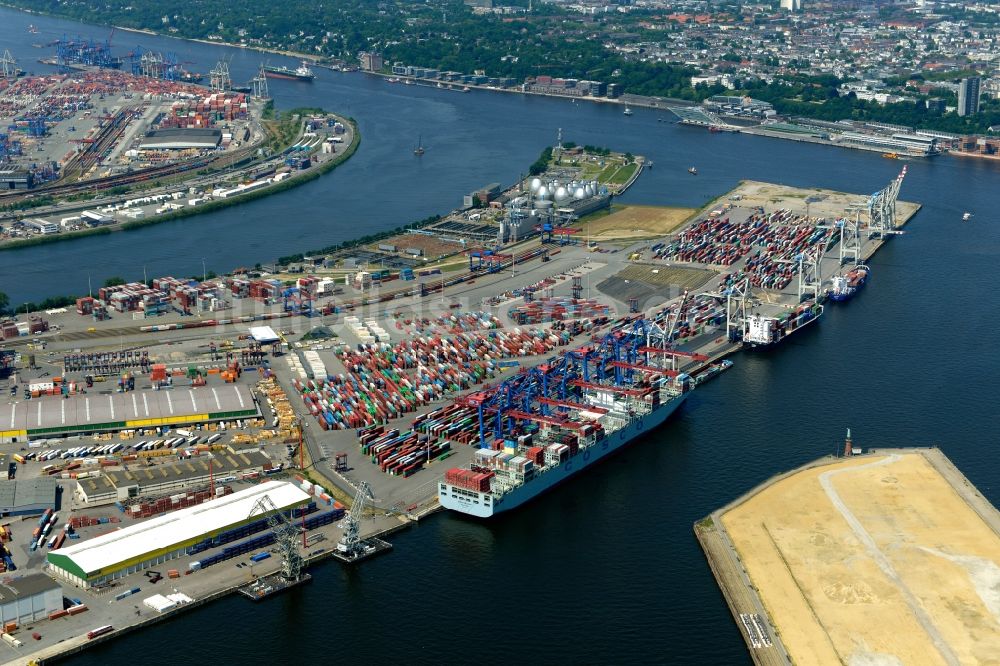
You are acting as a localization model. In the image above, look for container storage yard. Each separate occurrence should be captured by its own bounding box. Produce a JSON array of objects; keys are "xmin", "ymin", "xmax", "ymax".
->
[{"xmin": 0, "ymin": 167, "xmax": 924, "ymax": 662}]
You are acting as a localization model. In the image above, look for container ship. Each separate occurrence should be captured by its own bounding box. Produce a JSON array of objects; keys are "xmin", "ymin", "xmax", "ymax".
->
[
  {"xmin": 263, "ymin": 62, "xmax": 315, "ymax": 82},
  {"xmin": 741, "ymin": 300, "xmax": 823, "ymax": 349},
  {"xmin": 436, "ymin": 317, "xmax": 699, "ymax": 518},
  {"xmin": 828, "ymin": 265, "xmax": 869, "ymax": 302}
]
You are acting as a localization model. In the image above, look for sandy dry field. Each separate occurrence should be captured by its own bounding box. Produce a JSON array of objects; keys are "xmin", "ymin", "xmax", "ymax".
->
[
  {"xmin": 722, "ymin": 452, "xmax": 1000, "ymax": 666},
  {"xmin": 582, "ymin": 205, "xmax": 695, "ymax": 240}
]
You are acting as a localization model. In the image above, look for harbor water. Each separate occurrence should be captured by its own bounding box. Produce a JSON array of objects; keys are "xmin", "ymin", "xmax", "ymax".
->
[{"xmin": 1, "ymin": 8, "xmax": 999, "ymax": 664}]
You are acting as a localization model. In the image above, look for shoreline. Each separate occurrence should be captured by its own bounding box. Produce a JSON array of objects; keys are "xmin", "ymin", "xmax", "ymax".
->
[
  {"xmin": 26, "ymin": 518, "xmax": 416, "ymax": 665},
  {"xmin": 0, "ymin": 117, "xmax": 360, "ymax": 253}
]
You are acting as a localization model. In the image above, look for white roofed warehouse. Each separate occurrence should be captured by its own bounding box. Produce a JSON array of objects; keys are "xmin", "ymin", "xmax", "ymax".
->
[{"xmin": 46, "ymin": 481, "xmax": 310, "ymax": 588}]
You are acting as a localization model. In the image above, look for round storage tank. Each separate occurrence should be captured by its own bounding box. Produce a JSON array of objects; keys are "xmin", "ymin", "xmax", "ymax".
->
[
  {"xmin": 530, "ymin": 178, "xmax": 542, "ymax": 192},
  {"xmin": 555, "ymin": 187, "xmax": 568, "ymax": 202},
  {"xmin": 574, "ymin": 187, "xmax": 586, "ymax": 199}
]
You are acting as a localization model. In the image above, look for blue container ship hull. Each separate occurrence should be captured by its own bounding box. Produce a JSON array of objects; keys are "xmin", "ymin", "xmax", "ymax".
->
[{"xmin": 438, "ymin": 392, "xmax": 688, "ymax": 518}]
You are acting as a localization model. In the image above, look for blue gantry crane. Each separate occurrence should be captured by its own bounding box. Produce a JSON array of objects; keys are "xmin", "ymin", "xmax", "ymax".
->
[{"xmin": 457, "ymin": 316, "xmax": 698, "ymax": 447}]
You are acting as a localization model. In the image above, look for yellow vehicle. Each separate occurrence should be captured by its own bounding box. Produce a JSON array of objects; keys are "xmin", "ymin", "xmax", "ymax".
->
[{"xmin": 87, "ymin": 327, "xmax": 97, "ymax": 332}]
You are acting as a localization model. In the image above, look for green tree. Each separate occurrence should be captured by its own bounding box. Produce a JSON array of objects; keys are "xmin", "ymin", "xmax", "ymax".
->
[
  {"xmin": 0, "ymin": 291, "xmax": 8, "ymax": 315},
  {"xmin": 103, "ymin": 277, "xmax": 126, "ymax": 288}
]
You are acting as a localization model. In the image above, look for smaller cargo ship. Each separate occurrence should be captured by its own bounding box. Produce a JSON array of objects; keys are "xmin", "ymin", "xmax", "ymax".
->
[
  {"xmin": 693, "ymin": 359, "xmax": 733, "ymax": 386},
  {"xmin": 263, "ymin": 61, "xmax": 315, "ymax": 82},
  {"xmin": 176, "ymin": 69, "xmax": 203, "ymax": 84},
  {"xmin": 742, "ymin": 300, "xmax": 823, "ymax": 349},
  {"xmin": 828, "ymin": 264, "xmax": 869, "ymax": 302}
]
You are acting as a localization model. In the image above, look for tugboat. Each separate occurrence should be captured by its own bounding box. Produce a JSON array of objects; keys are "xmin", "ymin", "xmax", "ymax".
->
[
  {"xmin": 962, "ymin": 212, "xmax": 972, "ymax": 222},
  {"xmin": 688, "ymin": 167, "xmax": 698, "ymax": 175},
  {"xmin": 414, "ymin": 135, "xmax": 425, "ymax": 157}
]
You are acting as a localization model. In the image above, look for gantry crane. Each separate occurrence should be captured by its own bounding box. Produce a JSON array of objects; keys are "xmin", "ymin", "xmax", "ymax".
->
[
  {"xmin": 337, "ymin": 481, "xmax": 374, "ymax": 559},
  {"xmin": 248, "ymin": 494, "xmax": 303, "ymax": 581}
]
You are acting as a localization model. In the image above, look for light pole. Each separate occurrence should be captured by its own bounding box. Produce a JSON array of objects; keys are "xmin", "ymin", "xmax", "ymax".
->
[{"xmin": 201, "ymin": 258, "xmax": 207, "ymax": 283}]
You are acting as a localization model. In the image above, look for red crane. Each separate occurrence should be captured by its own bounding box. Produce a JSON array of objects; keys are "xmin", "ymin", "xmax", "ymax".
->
[
  {"xmin": 567, "ymin": 379, "xmax": 649, "ymax": 398},
  {"xmin": 535, "ymin": 396, "xmax": 609, "ymax": 414},
  {"xmin": 637, "ymin": 347, "xmax": 710, "ymax": 362},
  {"xmin": 606, "ymin": 360, "xmax": 680, "ymax": 377},
  {"xmin": 506, "ymin": 409, "xmax": 583, "ymax": 429}
]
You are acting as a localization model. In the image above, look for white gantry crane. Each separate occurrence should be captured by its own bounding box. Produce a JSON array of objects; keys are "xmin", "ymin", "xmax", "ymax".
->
[
  {"xmin": 867, "ymin": 165, "xmax": 907, "ymax": 240},
  {"xmin": 337, "ymin": 481, "xmax": 374, "ymax": 559},
  {"xmin": 248, "ymin": 494, "xmax": 303, "ymax": 581},
  {"xmin": 209, "ymin": 60, "xmax": 232, "ymax": 92}
]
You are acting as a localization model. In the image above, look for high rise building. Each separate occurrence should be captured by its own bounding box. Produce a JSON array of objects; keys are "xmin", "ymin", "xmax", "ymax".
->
[
  {"xmin": 780, "ymin": 0, "xmax": 802, "ymax": 11},
  {"xmin": 958, "ymin": 77, "xmax": 981, "ymax": 116}
]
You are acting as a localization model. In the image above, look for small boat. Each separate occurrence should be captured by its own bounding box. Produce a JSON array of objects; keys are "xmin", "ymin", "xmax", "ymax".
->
[
  {"xmin": 27, "ymin": 24, "xmax": 38, "ymax": 33},
  {"xmin": 962, "ymin": 212, "xmax": 972, "ymax": 221},
  {"xmin": 883, "ymin": 152, "xmax": 899, "ymax": 159},
  {"xmin": 414, "ymin": 135, "xmax": 425, "ymax": 157},
  {"xmin": 688, "ymin": 167, "xmax": 698, "ymax": 175},
  {"xmin": 623, "ymin": 106, "xmax": 633, "ymax": 116}
]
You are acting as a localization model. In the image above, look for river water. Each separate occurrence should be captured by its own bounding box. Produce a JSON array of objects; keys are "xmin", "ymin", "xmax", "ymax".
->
[{"xmin": 2, "ymin": 8, "xmax": 1000, "ymax": 665}]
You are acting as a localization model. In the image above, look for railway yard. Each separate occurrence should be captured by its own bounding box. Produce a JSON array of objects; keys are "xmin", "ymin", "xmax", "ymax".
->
[
  {"xmin": 0, "ymin": 68, "xmax": 354, "ymax": 246},
  {"xmin": 0, "ymin": 162, "xmax": 927, "ymax": 662}
]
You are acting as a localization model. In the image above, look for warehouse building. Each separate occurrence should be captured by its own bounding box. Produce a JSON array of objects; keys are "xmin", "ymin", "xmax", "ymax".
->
[
  {"xmin": 0, "ymin": 478, "xmax": 58, "ymax": 517},
  {"xmin": 75, "ymin": 450, "xmax": 276, "ymax": 505},
  {"xmin": 47, "ymin": 480, "xmax": 310, "ymax": 588},
  {"xmin": 138, "ymin": 128, "xmax": 222, "ymax": 151},
  {"xmin": 0, "ymin": 384, "xmax": 259, "ymax": 443},
  {"xmin": 0, "ymin": 169, "xmax": 34, "ymax": 191},
  {"xmin": 0, "ymin": 574, "xmax": 63, "ymax": 624}
]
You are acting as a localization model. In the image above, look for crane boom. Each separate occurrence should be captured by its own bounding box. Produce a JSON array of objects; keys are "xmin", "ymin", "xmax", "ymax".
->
[{"xmin": 337, "ymin": 481, "xmax": 374, "ymax": 557}]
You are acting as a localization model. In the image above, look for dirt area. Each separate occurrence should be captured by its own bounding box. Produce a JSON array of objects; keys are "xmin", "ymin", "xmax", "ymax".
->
[
  {"xmin": 725, "ymin": 181, "xmax": 921, "ymax": 225},
  {"xmin": 581, "ymin": 205, "xmax": 695, "ymax": 240},
  {"xmin": 721, "ymin": 451, "xmax": 1000, "ymax": 666},
  {"xmin": 367, "ymin": 233, "xmax": 466, "ymax": 260}
]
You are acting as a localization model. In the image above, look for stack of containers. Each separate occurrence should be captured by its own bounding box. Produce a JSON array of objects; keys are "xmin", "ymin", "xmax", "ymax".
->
[
  {"xmin": 300, "ymin": 325, "xmax": 563, "ymax": 431},
  {"xmin": 302, "ymin": 350, "xmax": 327, "ymax": 380},
  {"xmin": 509, "ymin": 297, "xmax": 611, "ymax": 325}
]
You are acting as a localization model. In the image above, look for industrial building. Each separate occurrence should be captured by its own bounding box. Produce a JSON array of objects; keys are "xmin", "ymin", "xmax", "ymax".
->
[
  {"xmin": 0, "ymin": 574, "xmax": 63, "ymax": 624},
  {"xmin": 138, "ymin": 128, "xmax": 222, "ymax": 150},
  {"xmin": 838, "ymin": 131, "xmax": 938, "ymax": 156},
  {"xmin": 75, "ymin": 450, "xmax": 276, "ymax": 505},
  {"xmin": 0, "ymin": 478, "xmax": 58, "ymax": 516},
  {"xmin": 0, "ymin": 384, "xmax": 259, "ymax": 443},
  {"xmin": 0, "ymin": 169, "xmax": 33, "ymax": 190},
  {"xmin": 47, "ymin": 480, "xmax": 311, "ymax": 588}
]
